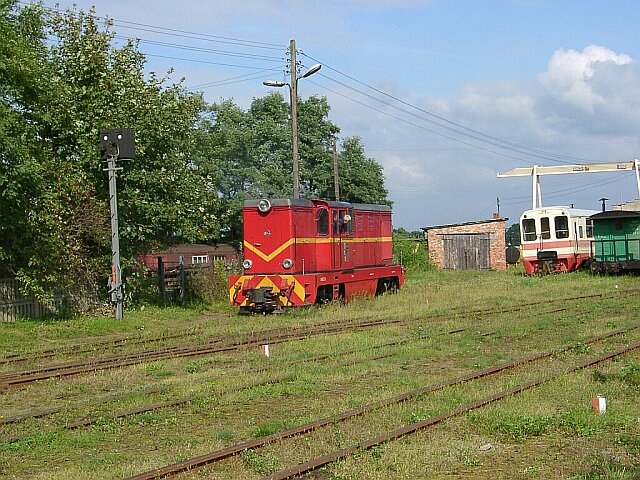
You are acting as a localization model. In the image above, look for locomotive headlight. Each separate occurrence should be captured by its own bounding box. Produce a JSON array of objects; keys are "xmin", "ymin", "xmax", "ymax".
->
[
  {"xmin": 282, "ymin": 258, "xmax": 293, "ymax": 269},
  {"xmin": 242, "ymin": 259, "xmax": 253, "ymax": 270},
  {"xmin": 257, "ymin": 199, "xmax": 272, "ymax": 213}
]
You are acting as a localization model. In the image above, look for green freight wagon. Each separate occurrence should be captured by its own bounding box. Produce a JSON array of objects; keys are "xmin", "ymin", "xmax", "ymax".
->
[{"xmin": 589, "ymin": 210, "xmax": 640, "ymax": 274}]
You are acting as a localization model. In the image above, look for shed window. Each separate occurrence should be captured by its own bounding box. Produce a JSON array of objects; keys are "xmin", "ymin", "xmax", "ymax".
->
[
  {"xmin": 555, "ymin": 216, "xmax": 569, "ymax": 239},
  {"xmin": 522, "ymin": 218, "xmax": 536, "ymax": 241},
  {"xmin": 192, "ymin": 255, "xmax": 208, "ymax": 264},
  {"xmin": 615, "ymin": 219, "xmax": 623, "ymax": 231},
  {"xmin": 317, "ymin": 208, "xmax": 329, "ymax": 236},
  {"xmin": 540, "ymin": 217, "xmax": 551, "ymax": 240}
]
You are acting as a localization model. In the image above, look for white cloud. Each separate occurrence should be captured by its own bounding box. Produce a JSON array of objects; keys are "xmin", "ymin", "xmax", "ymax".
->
[{"xmin": 538, "ymin": 45, "xmax": 632, "ymax": 113}]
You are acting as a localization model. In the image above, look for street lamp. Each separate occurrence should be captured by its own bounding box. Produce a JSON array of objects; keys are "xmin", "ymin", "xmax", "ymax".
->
[{"xmin": 263, "ymin": 39, "xmax": 321, "ymax": 199}]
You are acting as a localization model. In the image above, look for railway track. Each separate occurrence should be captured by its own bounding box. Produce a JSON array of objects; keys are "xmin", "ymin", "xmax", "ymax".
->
[
  {"xmin": 0, "ymin": 329, "xmax": 210, "ymax": 366},
  {"xmin": 1, "ymin": 289, "xmax": 628, "ymax": 369},
  {"xmin": 125, "ymin": 324, "xmax": 640, "ymax": 479},
  {"xmin": 1, "ymin": 290, "xmax": 629, "ymax": 390}
]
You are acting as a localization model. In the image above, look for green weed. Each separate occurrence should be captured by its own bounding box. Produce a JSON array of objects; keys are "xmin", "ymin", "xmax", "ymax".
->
[
  {"xmin": 241, "ymin": 448, "xmax": 279, "ymax": 475},
  {"xmin": 492, "ymin": 415, "xmax": 549, "ymax": 439},
  {"xmin": 556, "ymin": 408, "xmax": 595, "ymax": 437},
  {"xmin": 616, "ymin": 433, "xmax": 640, "ymax": 453}
]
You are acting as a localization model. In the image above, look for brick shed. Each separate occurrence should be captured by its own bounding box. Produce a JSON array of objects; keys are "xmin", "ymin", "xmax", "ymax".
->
[
  {"xmin": 140, "ymin": 244, "xmax": 239, "ymax": 268},
  {"xmin": 422, "ymin": 218, "xmax": 508, "ymax": 271}
]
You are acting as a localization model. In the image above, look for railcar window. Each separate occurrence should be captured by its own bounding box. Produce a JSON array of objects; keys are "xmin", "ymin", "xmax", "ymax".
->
[
  {"xmin": 579, "ymin": 226, "xmax": 584, "ymax": 238},
  {"xmin": 586, "ymin": 219, "xmax": 594, "ymax": 238},
  {"xmin": 317, "ymin": 208, "xmax": 329, "ymax": 235},
  {"xmin": 540, "ymin": 217, "xmax": 551, "ymax": 240},
  {"xmin": 332, "ymin": 210, "xmax": 339, "ymax": 235},
  {"xmin": 555, "ymin": 215, "xmax": 569, "ymax": 239},
  {"xmin": 522, "ymin": 218, "xmax": 537, "ymax": 241}
]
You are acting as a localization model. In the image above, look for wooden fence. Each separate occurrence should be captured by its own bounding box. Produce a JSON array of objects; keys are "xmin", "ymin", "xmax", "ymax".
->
[{"xmin": 0, "ymin": 278, "xmax": 69, "ymax": 322}]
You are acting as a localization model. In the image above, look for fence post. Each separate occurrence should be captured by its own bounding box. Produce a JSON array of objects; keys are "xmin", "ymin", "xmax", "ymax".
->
[
  {"xmin": 179, "ymin": 256, "xmax": 186, "ymax": 305},
  {"xmin": 158, "ymin": 256, "xmax": 165, "ymax": 301}
]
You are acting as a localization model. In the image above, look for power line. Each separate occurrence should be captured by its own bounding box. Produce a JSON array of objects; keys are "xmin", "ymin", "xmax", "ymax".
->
[
  {"xmin": 111, "ymin": 18, "xmax": 284, "ymax": 50},
  {"xmin": 112, "ymin": 36, "xmax": 284, "ymax": 62},
  {"xmin": 305, "ymin": 78, "xmax": 536, "ymax": 165},
  {"xmin": 192, "ymin": 68, "xmax": 283, "ymax": 89},
  {"xmin": 301, "ymin": 52, "xmax": 602, "ymax": 165},
  {"xmin": 144, "ymin": 52, "xmax": 278, "ymax": 70}
]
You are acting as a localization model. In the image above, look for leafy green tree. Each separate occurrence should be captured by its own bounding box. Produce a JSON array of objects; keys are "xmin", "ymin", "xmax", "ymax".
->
[
  {"xmin": 338, "ymin": 136, "xmax": 390, "ymax": 205},
  {"xmin": 1, "ymin": 3, "xmax": 220, "ymax": 300}
]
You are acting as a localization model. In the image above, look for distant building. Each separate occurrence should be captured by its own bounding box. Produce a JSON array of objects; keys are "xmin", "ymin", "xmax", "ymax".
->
[
  {"xmin": 140, "ymin": 244, "xmax": 239, "ymax": 268},
  {"xmin": 613, "ymin": 199, "xmax": 640, "ymax": 212},
  {"xmin": 422, "ymin": 218, "xmax": 508, "ymax": 271}
]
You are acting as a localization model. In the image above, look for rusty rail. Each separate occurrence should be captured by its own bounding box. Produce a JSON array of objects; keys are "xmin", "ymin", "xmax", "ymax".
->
[
  {"xmin": 125, "ymin": 324, "xmax": 639, "ymax": 480},
  {"xmin": 264, "ymin": 339, "xmax": 640, "ymax": 480}
]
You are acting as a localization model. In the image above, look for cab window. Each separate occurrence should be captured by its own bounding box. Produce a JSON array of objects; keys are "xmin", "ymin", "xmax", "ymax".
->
[
  {"xmin": 333, "ymin": 209, "xmax": 352, "ymax": 235},
  {"xmin": 316, "ymin": 208, "xmax": 329, "ymax": 236},
  {"xmin": 540, "ymin": 217, "xmax": 551, "ymax": 240},
  {"xmin": 555, "ymin": 215, "xmax": 569, "ymax": 239},
  {"xmin": 340, "ymin": 209, "xmax": 353, "ymax": 234},
  {"xmin": 522, "ymin": 218, "xmax": 536, "ymax": 241}
]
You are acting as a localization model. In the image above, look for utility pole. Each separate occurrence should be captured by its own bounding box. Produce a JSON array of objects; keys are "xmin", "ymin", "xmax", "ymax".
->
[
  {"xmin": 332, "ymin": 137, "xmax": 340, "ymax": 201},
  {"xmin": 100, "ymin": 129, "xmax": 135, "ymax": 320},
  {"xmin": 263, "ymin": 41, "xmax": 321, "ymax": 200},
  {"xmin": 289, "ymin": 39, "xmax": 300, "ymax": 199}
]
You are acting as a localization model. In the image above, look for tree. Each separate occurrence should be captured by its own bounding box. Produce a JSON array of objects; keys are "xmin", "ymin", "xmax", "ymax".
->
[
  {"xmin": 506, "ymin": 222, "xmax": 521, "ymax": 246},
  {"xmin": 338, "ymin": 136, "xmax": 390, "ymax": 205},
  {"xmin": 0, "ymin": 3, "xmax": 220, "ymax": 300}
]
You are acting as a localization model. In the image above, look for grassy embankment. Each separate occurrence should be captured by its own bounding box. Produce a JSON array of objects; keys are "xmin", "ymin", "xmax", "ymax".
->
[{"xmin": 0, "ymin": 269, "xmax": 639, "ymax": 479}]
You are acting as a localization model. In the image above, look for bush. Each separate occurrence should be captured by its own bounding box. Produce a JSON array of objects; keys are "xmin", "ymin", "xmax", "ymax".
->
[
  {"xmin": 185, "ymin": 260, "xmax": 229, "ymax": 304},
  {"xmin": 393, "ymin": 236, "xmax": 433, "ymax": 272}
]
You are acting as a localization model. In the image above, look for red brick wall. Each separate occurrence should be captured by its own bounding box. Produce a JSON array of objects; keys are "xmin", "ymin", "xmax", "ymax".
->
[{"xmin": 427, "ymin": 221, "xmax": 507, "ymax": 271}]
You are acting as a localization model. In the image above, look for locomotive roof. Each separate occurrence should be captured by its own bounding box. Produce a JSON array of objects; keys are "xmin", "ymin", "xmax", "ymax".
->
[
  {"xmin": 244, "ymin": 198, "xmax": 391, "ymax": 212},
  {"xmin": 590, "ymin": 210, "xmax": 640, "ymax": 220},
  {"xmin": 521, "ymin": 206, "xmax": 599, "ymax": 218}
]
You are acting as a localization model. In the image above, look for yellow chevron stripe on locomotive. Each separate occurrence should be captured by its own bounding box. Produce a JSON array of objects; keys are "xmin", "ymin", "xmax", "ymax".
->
[{"xmin": 229, "ymin": 274, "xmax": 306, "ymax": 308}]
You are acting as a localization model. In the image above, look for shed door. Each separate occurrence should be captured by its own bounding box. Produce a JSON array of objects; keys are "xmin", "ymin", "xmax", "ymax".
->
[{"xmin": 442, "ymin": 234, "xmax": 490, "ymax": 270}]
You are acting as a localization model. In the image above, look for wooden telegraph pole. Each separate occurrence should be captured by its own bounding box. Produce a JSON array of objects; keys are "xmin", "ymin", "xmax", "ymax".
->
[
  {"xmin": 289, "ymin": 39, "xmax": 300, "ymax": 199},
  {"xmin": 332, "ymin": 137, "xmax": 340, "ymax": 201}
]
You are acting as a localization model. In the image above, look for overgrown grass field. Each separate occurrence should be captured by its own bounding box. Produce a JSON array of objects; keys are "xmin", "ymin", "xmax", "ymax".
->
[{"xmin": 1, "ymin": 269, "xmax": 639, "ymax": 479}]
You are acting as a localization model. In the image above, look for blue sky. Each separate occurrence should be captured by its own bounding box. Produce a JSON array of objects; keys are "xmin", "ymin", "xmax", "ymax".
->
[{"xmin": 36, "ymin": 0, "xmax": 640, "ymax": 230}]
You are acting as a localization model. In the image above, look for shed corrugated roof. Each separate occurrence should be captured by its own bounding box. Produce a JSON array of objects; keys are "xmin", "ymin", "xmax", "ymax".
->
[{"xmin": 421, "ymin": 217, "xmax": 508, "ymax": 231}]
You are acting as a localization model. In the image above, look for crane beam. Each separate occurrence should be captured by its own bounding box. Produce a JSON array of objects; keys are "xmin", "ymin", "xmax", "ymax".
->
[{"xmin": 497, "ymin": 160, "xmax": 640, "ymax": 209}]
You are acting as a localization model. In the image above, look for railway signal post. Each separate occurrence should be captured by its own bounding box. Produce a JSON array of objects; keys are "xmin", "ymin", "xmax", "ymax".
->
[{"xmin": 100, "ymin": 128, "xmax": 135, "ymax": 320}]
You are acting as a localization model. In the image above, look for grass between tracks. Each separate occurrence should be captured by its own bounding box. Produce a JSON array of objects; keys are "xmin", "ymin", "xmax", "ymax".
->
[{"xmin": 0, "ymin": 269, "xmax": 639, "ymax": 479}]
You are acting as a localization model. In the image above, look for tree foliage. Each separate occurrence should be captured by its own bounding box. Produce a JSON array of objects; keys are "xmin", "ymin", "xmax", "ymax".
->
[{"xmin": 0, "ymin": 2, "xmax": 219, "ymax": 299}]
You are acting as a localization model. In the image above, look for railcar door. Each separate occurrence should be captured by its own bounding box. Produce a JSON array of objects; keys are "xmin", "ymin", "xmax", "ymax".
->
[{"xmin": 331, "ymin": 208, "xmax": 354, "ymax": 270}]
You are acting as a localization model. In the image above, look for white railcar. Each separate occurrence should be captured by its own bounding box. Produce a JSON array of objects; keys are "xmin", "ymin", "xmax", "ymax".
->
[{"xmin": 520, "ymin": 206, "xmax": 598, "ymax": 274}]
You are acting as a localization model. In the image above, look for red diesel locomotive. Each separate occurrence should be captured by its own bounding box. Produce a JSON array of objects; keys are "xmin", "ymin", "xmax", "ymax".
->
[{"xmin": 229, "ymin": 198, "xmax": 405, "ymax": 313}]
